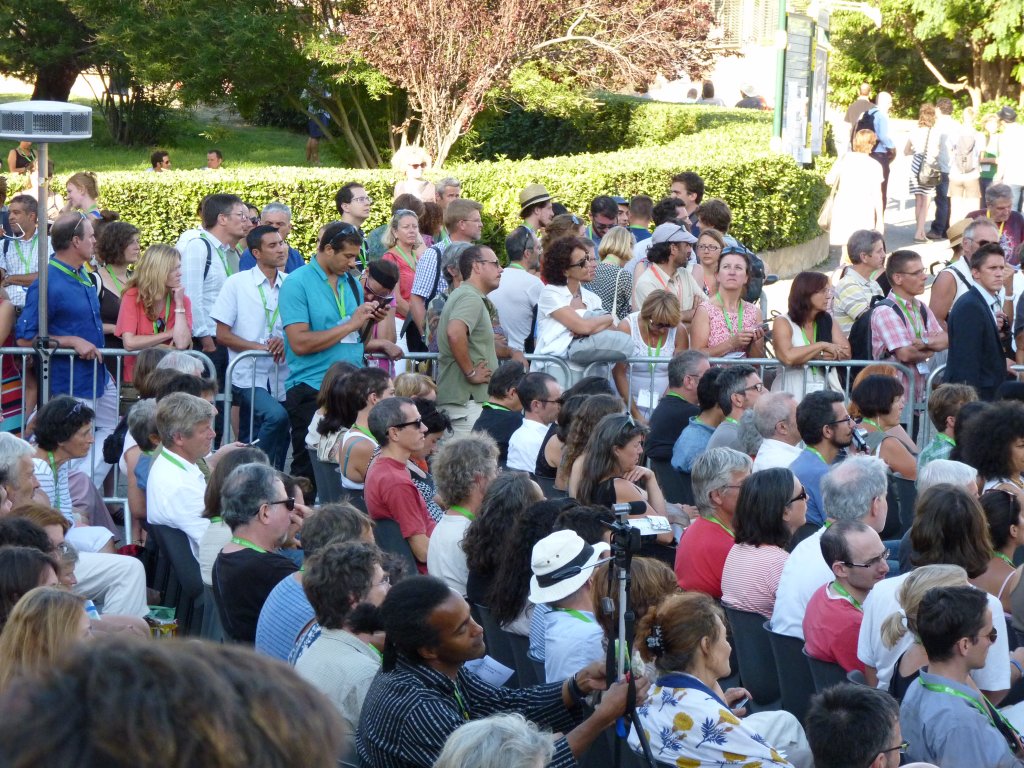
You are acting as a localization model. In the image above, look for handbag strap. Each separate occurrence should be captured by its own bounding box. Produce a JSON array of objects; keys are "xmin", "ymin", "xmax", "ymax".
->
[{"xmin": 611, "ymin": 268, "xmax": 622, "ymax": 318}]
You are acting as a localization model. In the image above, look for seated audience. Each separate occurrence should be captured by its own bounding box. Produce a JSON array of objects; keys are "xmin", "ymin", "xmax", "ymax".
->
[
  {"xmin": 0, "ymin": 586, "xmax": 88, "ymax": 693},
  {"xmin": 212, "ymin": 463, "xmax": 305, "ymax": 643},
  {"xmin": 962, "ymin": 399, "xmax": 1024, "ymax": 490},
  {"xmin": 393, "ymin": 372, "xmax": 437, "ymax": 400},
  {"xmin": 859, "ymin": 485, "xmax": 1021, "ymax": 699},
  {"xmin": 897, "ymin": 459, "xmax": 979, "ymax": 574},
  {"xmin": 471, "ymin": 361, "xmax": 524, "ymax": 466},
  {"xmin": 463, "ymin": 472, "xmax": 544, "ymax": 608},
  {"xmin": 528, "ymin": 530, "xmax": 609, "ymax": 682},
  {"xmin": 644, "ymin": 350, "xmax": 709, "ymax": 462},
  {"xmin": 555, "ymin": 394, "xmax": 623, "ymax": 492},
  {"xmin": 917, "ymin": 383, "xmax": 977, "ymax": 470},
  {"xmin": 901, "ymin": 585, "xmax": 1024, "ymax": 766},
  {"xmin": 880, "ymin": 564, "xmax": 969, "ymax": 702},
  {"xmin": 632, "ymin": 592, "xmax": 812, "ymax": 767},
  {"xmin": 0, "ymin": 544, "xmax": 60, "ymax": 631},
  {"xmin": 674, "ymin": 447, "xmax": 751, "ymax": 598},
  {"xmin": 426, "ymin": 434, "xmax": 499, "ymax": 594},
  {"xmin": 772, "ymin": 456, "xmax": 889, "ymax": 639},
  {"xmin": 434, "ymin": 713, "xmax": 553, "ymax": 768},
  {"xmin": 591, "ymin": 556, "xmax": 677, "ymax": 653},
  {"xmin": 317, "ymin": 367, "xmax": 393, "ymax": 490},
  {"xmin": 147, "ymin": 393, "xmax": 217, "ymax": 557},
  {"xmin": 975, "ymin": 489, "xmax": 1024, "ymax": 615},
  {"xmin": 407, "ymin": 397, "xmax": 452, "ymax": 524},
  {"xmin": 356, "ymin": 575, "xmax": 645, "ymax": 768},
  {"xmin": 507, "ymin": 372, "xmax": 561, "ymax": 473},
  {"xmin": 670, "ymin": 366, "xmax": 725, "ymax": 472},
  {"xmin": 751, "ymin": 392, "xmax": 802, "ymax": 471},
  {"xmin": 789, "ymin": 389, "xmax": 854, "ymax": 528},
  {"xmin": 304, "ymin": 361, "xmax": 360, "ymax": 454},
  {"xmin": 720, "ymin": 467, "xmax": 807, "ymax": 618},
  {"xmin": 364, "ymin": 397, "xmax": 435, "ymax": 571},
  {"xmin": 0, "ymin": 638, "xmax": 347, "ymax": 767},
  {"xmin": 804, "ymin": 520, "xmax": 889, "ymax": 672},
  {"xmin": 255, "ymin": 502, "xmax": 374, "ymax": 661},
  {"xmin": 294, "ymin": 540, "xmax": 390, "ymax": 737},
  {"xmin": 705, "ymin": 364, "xmax": 762, "ymax": 453},
  {"xmin": 852, "ymin": 375, "xmax": 917, "ymax": 481}
]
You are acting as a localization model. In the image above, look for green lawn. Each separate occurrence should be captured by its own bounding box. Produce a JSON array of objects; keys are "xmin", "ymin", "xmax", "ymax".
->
[{"xmin": 0, "ymin": 94, "xmax": 319, "ymax": 173}]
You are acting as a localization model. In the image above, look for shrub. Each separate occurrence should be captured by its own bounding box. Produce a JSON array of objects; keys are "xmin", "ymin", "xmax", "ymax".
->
[{"xmin": 79, "ymin": 114, "xmax": 826, "ymax": 258}]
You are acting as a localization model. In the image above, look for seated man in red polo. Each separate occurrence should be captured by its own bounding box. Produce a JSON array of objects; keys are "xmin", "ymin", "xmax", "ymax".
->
[{"xmin": 364, "ymin": 397, "xmax": 435, "ymax": 572}]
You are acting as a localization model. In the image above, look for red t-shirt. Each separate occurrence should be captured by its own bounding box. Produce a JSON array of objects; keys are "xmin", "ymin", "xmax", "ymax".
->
[
  {"xmin": 364, "ymin": 455, "xmax": 435, "ymax": 573},
  {"xmin": 674, "ymin": 516, "xmax": 734, "ymax": 600},
  {"xmin": 803, "ymin": 583, "xmax": 865, "ymax": 673},
  {"xmin": 114, "ymin": 287, "xmax": 193, "ymax": 380},
  {"xmin": 382, "ymin": 250, "xmax": 416, "ymax": 319}
]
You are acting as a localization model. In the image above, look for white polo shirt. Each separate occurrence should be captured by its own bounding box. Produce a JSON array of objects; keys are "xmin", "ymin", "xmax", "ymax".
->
[
  {"xmin": 211, "ymin": 266, "xmax": 289, "ymax": 398},
  {"xmin": 146, "ymin": 449, "xmax": 208, "ymax": 559},
  {"xmin": 770, "ymin": 527, "xmax": 831, "ymax": 639},
  {"xmin": 507, "ymin": 419, "xmax": 550, "ymax": 473},
  {"xmin": 488, "ymin": 266, "xmax": 543, "ymax": 351}
]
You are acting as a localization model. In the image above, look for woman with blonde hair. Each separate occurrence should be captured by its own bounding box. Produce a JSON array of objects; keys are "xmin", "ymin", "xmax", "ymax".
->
[
  {"xmin": 393, "ymin": 371, "xmax": 437, "ymax": 400},
  {"xmin": 594, "ymin": 225, "xmax": 635, "ymax": 320},
  {"xmin": 381, "ymin": 209, "xmax": 425, "ymax": 365},
  {"xmin": 879, "ymin": 564, "xmax": 968, "ymax": 702},
  {"xmin": 63, "ymin": 171, "xmax": 103, "ymax": 219},
  {"xmin": 0, "ymin": 586, "xmax": 90, "ymax": 693},
  {"xmin": 391, "ymin": 145, "xmax": 435, "ymax": 201},
  {"xmin": 825, "ymin": 128, "xmax": 886, "ymax": 255},
  {"xmin": 613, "ymin": 290, "xmax": 688, "ymax": 423},
  {"xmin": 115, "ymin": 244, "xmax": 193, "ymax": 381}
]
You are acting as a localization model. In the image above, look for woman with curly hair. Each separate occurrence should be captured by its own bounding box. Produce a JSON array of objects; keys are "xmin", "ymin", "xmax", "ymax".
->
[
  {"xmin": 555, "ymin": 393, "xmax": 623, "ymax": 492},
  {"xmin": 115, "ymin": 244, "xmax": 192, "ymax": 381},
  {"xmin": 962, "ymin": 400, "xmax": 1024, "ymax": 491},
  {"xmin": 463, "ymin": 472, "xmax": 544, "ymax": 607}
]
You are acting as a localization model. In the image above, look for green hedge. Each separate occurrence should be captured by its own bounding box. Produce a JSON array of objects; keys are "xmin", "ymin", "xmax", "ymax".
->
[{"xmin": 87, "ymin": 111, "xmax": 826, "ymax": 257}]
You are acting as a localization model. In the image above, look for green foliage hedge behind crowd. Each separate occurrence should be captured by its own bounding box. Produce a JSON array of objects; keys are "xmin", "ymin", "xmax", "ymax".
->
[{"xmin": 88, "ymin": 107, "xmax": 827, "ymax": 257}]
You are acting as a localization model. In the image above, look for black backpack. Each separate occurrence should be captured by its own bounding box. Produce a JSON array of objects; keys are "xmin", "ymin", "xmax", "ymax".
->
[
  {"xmin": 847, "ymin": 295, "xmax": 929, "ymax": 376},
  {"xmin": 855, "ymin": 108, "xmax": 880, "ymax": 151},
  {"xmin": 723, "ymin": 243, "xmax": 766, "ymax": 304}
]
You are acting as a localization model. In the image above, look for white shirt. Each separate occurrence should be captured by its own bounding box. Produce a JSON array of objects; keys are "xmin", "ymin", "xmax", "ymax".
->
[
  {"xmin": 0, "ymin": 232, "xmax": 48, "ymax": 307},
  {"xmin": 535, "ymin": 284, "xmax": 603, "ymax": 359},
  {"xmin": 210, "ymin": 266, "xmax": 289, "ymax": 398},
  {"xmin": 506, "ymin": 419, "xmax": 549, "ymax": 473},
  {"xmin": 425, "ymin": 513, "xmax": 472, "ymax": 595},
  {"xmin": 294, "ymin": 627, "xmax": 381, "ymax": 736},
  {"xmin": 770, "ymin": 527, "xmax": 831, "ymax": 639},
  {"xmin": 752, "ymin": 439, "xmax": 803, "ymax": 473},
  {"xmin": 178, "ymin": 228, "xmax": 239, "ymax": 338},
  {"xmin": 198, "ymin": 519, "xmax": 231, "ymax": 586},
  {"xmin": 544, "ymin": 608, "xmax": 604, "ymax": 683},
  {"xmin": 488, "ymin": 266, "xmax": 543, "ymax": 351},
  {"xmin": 857, "ymin": 572, "xmax": 1009, "ymax": 690},
  {"xmin": 146, "ymin": 449, "xmax": 209, "ymax": 559}
]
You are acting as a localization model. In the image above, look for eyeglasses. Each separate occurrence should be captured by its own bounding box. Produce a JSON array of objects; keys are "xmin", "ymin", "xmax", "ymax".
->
[
  {"xmin": 877, "ymin": 741, "xmax": 909, "ymax": 761},
  {"xmin": 897, "ymin": 268, "xmax": 927, "ymax": 277},
  {"xmin": 743, "ymin": 382, "xmax": 765, "ymax": 393},
  {"xmin": 475, "ymin": 258, "xmax": 501, "ymax": 267},
  {"xmin": 352, "ymin": 196, "xmax": 373, "ymax": 204},
  {"xmin": 828, "ymin": 415, "xmax": 854, "ymax": 426},
  {"xmin": 973, "ymin": 627, "xmax": 999, "ymax": 644},
  {"xmin": 71, "ymin": 212, "xmax": 87, "ymax": 240},
  {"xmin": 697, "ymin": 243, "xmax": 722, "ymax": 252},
  {"xmin": 364, "ymin": 283, "xmax": 394, "ymax": 303},
  {"xmin": 535, "ymin": 398, "xmax": 561, "ymax": 405},
  {"xmin": 372, "ymin": 573, "xmax": 391, "ymax": 588},
  {"xmin": 787, "ymin": 488, "xmax": 808, "ymax": 505},
  {"xmin": 649, "ymin": 322, "xmax": 674, "ymax": 331},
  {"xmin": 843, "ymin": 548, "xmax": 890, "ymax": 568},
  {"xmin": 392, "ymin": 418, "xmax": 424, "ymax": 431},
  {"xmin": 267, "ymin": 497, "xmax": 296, "ymax": 511}
]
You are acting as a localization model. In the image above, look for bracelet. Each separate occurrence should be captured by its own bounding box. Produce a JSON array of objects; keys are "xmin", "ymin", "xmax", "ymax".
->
[
  {"xmin": 174, "ymin": 309, "xmax": 186, "ymax": 313},
  {"xmin": 1012, "ymin": 658, "xmax": 1023, "ymax": 678},
  {"xmin": 567, "ymin": 672, "xmax": 586, "ymax": 704}
]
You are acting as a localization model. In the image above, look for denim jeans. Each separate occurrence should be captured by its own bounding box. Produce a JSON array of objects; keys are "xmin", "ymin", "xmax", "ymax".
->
[
  {"xmin": 233, "ymin": 385, "xmax": 290, "ymax": 469},
  {"xmin": 930, "ymin": 172, "xmax": 950, "ymax": 237}
]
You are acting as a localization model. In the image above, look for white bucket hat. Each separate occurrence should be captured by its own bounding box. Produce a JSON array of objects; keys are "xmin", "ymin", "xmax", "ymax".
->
[{"xmin": 528, "ymin": 530, "xmax": 610, "ymax": 605}]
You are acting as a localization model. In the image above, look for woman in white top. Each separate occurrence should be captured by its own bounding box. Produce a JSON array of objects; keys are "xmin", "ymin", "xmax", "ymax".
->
[
  {"xmin": 534, "ymin": 236, "xmax": 615, "ymax": 385},
  {"xmin": 316, "ymin": 368, "xmax": 394, "ymax": 490},
  {"xmin": 771, "ymin": 271, "xmax": 849, "ymax": 397},
  {"xmin": 613, "ymin": 290, "xmax": 686, "ymax": 423},
  {"xmin": 304, "ymin": 362, "xmax": 360, "ymax": 452}
]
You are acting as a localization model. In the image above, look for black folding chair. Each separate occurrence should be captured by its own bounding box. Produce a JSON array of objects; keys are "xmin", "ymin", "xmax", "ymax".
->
[
  {"xmin": 649, "ymin": 459, "xmax": 694, "ymax": 505},
  {"xmin": 474, "ymin": 604, "xmax": 519, "ymax": 687},
  {"xmin": 148, "ymin": 524, "xmax": 205, "ymax": 635},
  {"xmin": 723, "ymin": 607, "xmax": 780, "ymax": 710},
  {"xmin": 803, "ymin": 647, "xmax": 850, "ymax": 692},
  {"xmin": 372, "ymin": 518, "xmax": 419, "ymax": 575},
  {"xmin": 307, "ymin": 447, "xmax": 343, "ymax": 504},
  {"xmin": 766, "ymin": 622, "xmax": 816, "ymax": 722}
]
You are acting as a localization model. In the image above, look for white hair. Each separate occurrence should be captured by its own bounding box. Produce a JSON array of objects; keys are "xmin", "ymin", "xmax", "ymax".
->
[
  {"xmin": 0, "ymin": 433, "xmax": 32, "ymax": 481},
  {"xmin": 434, "ymin": 714, "xmax": 553, "ymax": 768},
  {"xmin": 917, "ymin": 459, "xmax": 977, "ymax": 492}
]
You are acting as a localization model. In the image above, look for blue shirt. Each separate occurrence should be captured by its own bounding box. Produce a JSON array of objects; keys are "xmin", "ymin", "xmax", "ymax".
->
[
  {"xmin": 789, "ymin": 448, "xmax": 833, "ymax": 527},
  {"xmin": 671, "ymin": 416, "xmax": 715, "ymax": 472},
  {"xmin": 16, "ymin": 257, "xmax": 108, "ymax": 398},
  {"xmin": 628, "ymin": 226, "xmax": 651, "ymax": 243},
  {"xmin": 238, "ymin": 246, "xmax": 305, "ymax": 274},
  {"xmin": 255, "ymin": 574, "xmax": 315, "ymax": 661},
  {"xmin": 528, "ymin": 603, "xmax": 552, "ymax": 662},
  {"xmin": 280, "ymin": 257, "xmax": 365, "ymax": 389}
]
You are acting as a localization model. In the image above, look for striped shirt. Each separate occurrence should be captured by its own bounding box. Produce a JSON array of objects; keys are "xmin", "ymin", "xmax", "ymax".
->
[
  {"xmin": 720, "ymin": 543, "xmax": 789, "ymax": 619},
  {"xmin": 356, "ymin": 657, "xmax": 581, "ymax": 768}
]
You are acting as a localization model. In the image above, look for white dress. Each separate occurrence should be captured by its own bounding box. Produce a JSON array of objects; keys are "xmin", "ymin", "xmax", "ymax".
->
[{"xmin": 625, "ymin": 311, "xmax": 675, "ymax": 416}]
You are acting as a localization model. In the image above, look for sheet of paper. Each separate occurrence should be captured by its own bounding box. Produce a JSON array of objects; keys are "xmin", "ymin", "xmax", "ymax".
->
[{"xmin": 465, "ymin": 655, "xmax": 515, "ymax": 687}]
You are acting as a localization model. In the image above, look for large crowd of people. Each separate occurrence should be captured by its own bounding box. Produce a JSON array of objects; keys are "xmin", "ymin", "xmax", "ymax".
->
[{"xmin": 2, "ymin": 128, "xmax": 1024, "ymax": 767}]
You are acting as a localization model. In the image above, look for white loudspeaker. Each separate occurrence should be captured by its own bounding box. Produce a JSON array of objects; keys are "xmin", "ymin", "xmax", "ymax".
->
[{"xmin": 0, "ymin": 100, "xmax": 92, "ymax": 142}]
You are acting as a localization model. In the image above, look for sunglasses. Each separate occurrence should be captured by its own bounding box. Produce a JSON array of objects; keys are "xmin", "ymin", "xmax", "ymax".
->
[
  {"xmin": 409, "ymin": 162, "xmax": 427, "ymax": 169},
  {"xmin": 787, "ymin": 488, "xmax": 808, "ymax": 505},
  {"xmin": 267, "ymin": 497, "xmax": 296, "ymax": 511},
  {"xmin": 392, "ymin": 418, "xmax": 423, "ymax": 431},
  {"xmin": 569, "ymin": 255, "xmax": 596, "ymax": 269},
  {"xmin": 649, "ymin": 322, "xmax": 674, "ymax": 331},
  {"xmin": 976, "ymin": 627, "xmax": 999, "ymax": 643},
  {"xmin": 327, "ymin": 223, "xmax": 362, "ymax": 250}
]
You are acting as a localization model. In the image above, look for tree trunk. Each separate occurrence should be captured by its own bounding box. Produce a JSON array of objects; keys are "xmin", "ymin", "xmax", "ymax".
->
[
  {"xmin": 978, "ymin": 57, "xmax": 1016, "ymax": 102},
  {"xmin": 31, "ymin": 63, "xmax": 81, "ymax": 102}
]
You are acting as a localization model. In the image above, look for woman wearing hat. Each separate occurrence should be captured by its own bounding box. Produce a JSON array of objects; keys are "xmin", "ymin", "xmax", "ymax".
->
[{"xmin": 520, "ymin": 184, "xmax": 554, "ymax": 236}]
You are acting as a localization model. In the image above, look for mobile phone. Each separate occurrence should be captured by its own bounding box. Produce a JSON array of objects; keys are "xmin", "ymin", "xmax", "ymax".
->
[
  {"xmin": 248, "ymin": 438, "xmax": 260, "ymax": 447},
  {"xmin": 733, "ymin": 696, "xmax": 749, "ymax": 711}
]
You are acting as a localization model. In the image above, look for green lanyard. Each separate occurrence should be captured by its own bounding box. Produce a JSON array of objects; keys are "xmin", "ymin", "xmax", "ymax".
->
[
  {"xmin": 438, "ymin": 227, "xmax": 452, "ymax": 248},
  {"xmin": 12, "ymin": 233, "xmax": 37, "ymax": 273},
  {"xmin": 152, "ymin": 295, "xmax": 171, "ymax": 334},
  {"xmin": 353, "ymin": 424, "xmax": 376, "ymax": 441},
  {"xmin": 862, "ymin": 418, "xmax": 882, "ymax": 432},
  {"xmin": 104, "ymin": 264, "xmax": 125, "ymax": 294},
  {"xmin": 798, "ymin": 323, "xmax": 823, "ymax": 377},
  {"xmin": 257, "ymin": 279, "xmax": 281, "ymax": 335},
  {"xmin": 394, "ymin": 245, "xmax": 417, "ymax": 271},
  {"xmin": 724, "ymin": 417, "xmax": 739, "ymax": 426},
  {"xmin": 449, "ymin": 504, "xmax": 475, "ymax": 521},
  {"xmin": 46, "ymin": 451, "xmax": 61, "ymax": 510},
  {"xmin": 646, "ymin": 329, "xmax": 665, "ymax": 377},
  {"xmin": 482, "ymin": 402, "xmax": 511, "ymax": 411},
  {"xmin": 716, "ymin": 292, "xmax": 744, "ymax": 336},
  {"xmin": 807, "ymin": 446, "xmax": 828, "ymax": 465},
  {"xmin": 330, "ymin": 276, "xmax": 348, "ymax": 320},
  {"xmin": 665, "ymin": 392, "xmax": 687, "ymax": 403},
  {"xmin": 209, "ymin": 516, "xmax": 223, "ymax": 523},
  {"xmin": 452, "ymin": 681, "xmax": 470, "ymax": 721},
  {"xmin": 231, "ymin": 536, "xmax": 267, "ymax": 553},
  {"xmin": 918, "ymin": 679, "xmax": 1020, "ymax": 739},
  {"xmin": 50, "ymin": 259, "xmax": 93, "ymax": 287},
  {"xmin": 201, "ymin": 234, "xmax": 235, "ymax": 277},
  {"xmin": 367, "ymin": 643, "xmax": 383, "ymax": 660},
  {"xmin": 937, "ymin": 433, "xmax": 956, "ymax": 448},
  {"xmin": 995, "ymin": 551, "xmax": 1016, "ymax": 567},
  {"xmin": 508, "ymin": 263, "xmax": 526, "ymax": 270},
  {"xmin": 555, "ymin": 608, "xmax": 594, "ymax": 623},
  {"xmin": 891, "ymin": 293, "xmax": 922, "ymax": 339},
  {"xmin": 706, "ymin": 514, "xmax": 735, "ymax": 537},
  {"xmin": 160, "ymin": 448, "xmax": 188, "ymax": 472},
  {"xmin": 830, "ymin": 580, "xmax": 862, "ymax": 611}
]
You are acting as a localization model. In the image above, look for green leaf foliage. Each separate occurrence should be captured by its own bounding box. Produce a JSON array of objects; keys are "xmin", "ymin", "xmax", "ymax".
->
[{"xmin": 78, "ymin": 109, "xmax": 825, "ymax": 258}]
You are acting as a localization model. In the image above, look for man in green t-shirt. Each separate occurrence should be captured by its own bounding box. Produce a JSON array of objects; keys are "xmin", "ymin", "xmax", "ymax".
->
[{"xmin": 437, "ymin": 245, "xmax": 502, "ymax": 438}]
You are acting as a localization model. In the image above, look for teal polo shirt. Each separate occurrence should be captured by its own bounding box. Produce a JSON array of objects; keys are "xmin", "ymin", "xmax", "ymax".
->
[{"xmin": 280, "ymin": 258, "xmax": 364, "ymax": 389}]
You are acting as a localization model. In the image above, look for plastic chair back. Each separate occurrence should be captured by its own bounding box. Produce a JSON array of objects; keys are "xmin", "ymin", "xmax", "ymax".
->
[
  {"xmin": 372, "ymin": 518, "xmax": 419, "ymax": 574},
  {"xmin": 149, "ymin": 523, "xmax": 205, "ymax": 635},
  {"xmin": 649, "ymin": 459, "xmax": 694, "ymax": 505},
  {"xmin": 803, "ymin": 646, "xmax": 851, "ymax": 691},
  {"xmin": 766, "ymin": 622, "xmax": 816, "ymax": 721},
  {"xmin": 307, "ymin": 447, "xmax": 343, "ymax": 504},
  {"xmin": 723, "ymin": 607, "xmax": 780, "ymax": 708}
]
